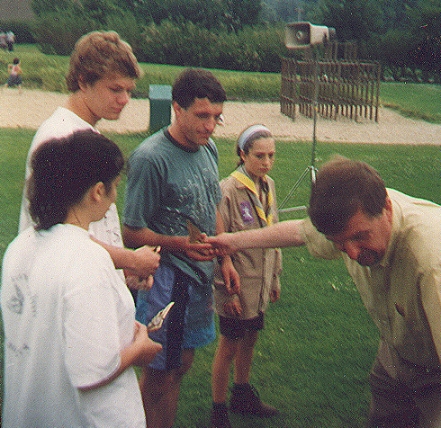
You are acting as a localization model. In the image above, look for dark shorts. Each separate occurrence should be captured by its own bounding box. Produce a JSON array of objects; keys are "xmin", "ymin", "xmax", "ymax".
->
[
  {"xmin": 219, "ymin": 312, "xmax": 264, "ymax": 340},
  {"xmin": 136, "ymin": 263, "xmax": 215, "ymax": 371},
  {"xmin": 7, "ymin": 75, "xmax": 21, "ymax": 86}
]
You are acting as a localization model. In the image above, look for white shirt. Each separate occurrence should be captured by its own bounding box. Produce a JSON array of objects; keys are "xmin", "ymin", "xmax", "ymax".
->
[
  {"xmin": 18, "ymin": 107, "xmax": 123, "ymax": 249},
  {"xmin": 1, "ymin": 224, "xmax": 145, "ymax": 427}
]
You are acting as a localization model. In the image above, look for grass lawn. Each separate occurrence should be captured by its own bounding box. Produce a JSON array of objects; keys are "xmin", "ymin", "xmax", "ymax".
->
[{"xmin": 0, "ymin": 126, "xmax": 440, "ymax": 426}]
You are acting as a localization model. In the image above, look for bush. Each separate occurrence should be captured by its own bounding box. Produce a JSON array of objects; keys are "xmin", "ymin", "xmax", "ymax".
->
[
  {"xmin": 138, "ymin": 20, "xmax": 218, "ymax": 67},
  {"xmin": 0, "ymin": 20, "xmax": 35, "ymax": 44},
  {"xmin": 138, "ymin": 21, "xmax": 286, "ymax": 73},
  {"xmin": 31, "ymin": 12, "xmax": 95, "ymax": 55}
]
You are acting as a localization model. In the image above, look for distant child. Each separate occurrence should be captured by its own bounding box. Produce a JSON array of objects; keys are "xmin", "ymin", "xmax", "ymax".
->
[
  {"xmin": 211, "ymin": 124, "xmax": 282, "ymax": 428},
  {"xmin": 5, "ymin": 57, "xmax": 22, "ymax": 93}
]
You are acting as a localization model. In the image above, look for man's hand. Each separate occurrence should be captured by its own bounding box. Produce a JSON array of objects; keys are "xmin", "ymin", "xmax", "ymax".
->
[
  {"xmin": 270, "ymin": 288, "xmax": 280, "ymax": 303},
  {"xmin": 204, "ymin": 232, "xmax": 237, "ymax": 256},
  {"xmin": 181, "ymin": 235, "xmax": 217, "ymax": 261},
  {"xmin": 125, "ymin": 274, "xmax": 154, "ymax": 291}
]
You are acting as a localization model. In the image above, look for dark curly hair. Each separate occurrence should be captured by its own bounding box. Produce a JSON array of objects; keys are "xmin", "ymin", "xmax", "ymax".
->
[
  {"xmin": 28, "ymin": 130, "xmax": 124, "ymax": 230},
  {"xmin": 172, "ymin": 68, "xmax": 226, "ymax": 109}
]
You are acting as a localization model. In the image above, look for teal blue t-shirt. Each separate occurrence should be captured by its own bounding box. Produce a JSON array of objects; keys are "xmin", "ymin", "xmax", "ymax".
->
[{"xmin": 124, "ymin": 129, "xmax": 222, "ymax": 285}]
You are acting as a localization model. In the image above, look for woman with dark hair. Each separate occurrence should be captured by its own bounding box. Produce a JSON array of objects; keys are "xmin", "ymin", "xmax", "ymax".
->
[{"xmin": 1, "ymin": 130, "xmax": 161, "ymax": 428}]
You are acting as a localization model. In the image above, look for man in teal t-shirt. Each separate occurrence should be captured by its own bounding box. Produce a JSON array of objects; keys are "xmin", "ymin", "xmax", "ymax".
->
[{"xmin": 123, "ymin": 68, "xmax": 239, "ymax": 428}]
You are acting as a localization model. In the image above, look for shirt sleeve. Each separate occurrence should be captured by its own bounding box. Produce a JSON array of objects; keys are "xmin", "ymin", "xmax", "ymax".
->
[
  {"xmin": 300, "ymin": 218, "xmax": 341, "ymax": 260},
  {"xmin": 124, "ymin": 151, "xmax": 161, "ymax": 229}
]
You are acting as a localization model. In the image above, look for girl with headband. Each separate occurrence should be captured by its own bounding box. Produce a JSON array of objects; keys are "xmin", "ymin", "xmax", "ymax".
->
[{"xmin": 211, "ymin": 124, "xmax": 282, "ymax": 428}]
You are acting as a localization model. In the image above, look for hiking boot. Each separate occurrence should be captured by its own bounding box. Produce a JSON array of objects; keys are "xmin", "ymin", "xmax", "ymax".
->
[
  {"xmin": 230, "ymin": 383, "xmax": 279, "ymax": 418},
  {"xmin": 211, "ymin": 403, "xmax": 232, "ymax": 428}
]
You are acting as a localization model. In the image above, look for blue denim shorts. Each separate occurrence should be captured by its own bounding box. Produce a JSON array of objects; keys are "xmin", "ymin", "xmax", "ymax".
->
[{"xmin": 136, "ymin": 263, "xmax": 215, "ymax": 370}]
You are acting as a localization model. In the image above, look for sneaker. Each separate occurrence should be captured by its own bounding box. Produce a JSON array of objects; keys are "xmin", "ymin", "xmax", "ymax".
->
[
  {"xmin": 230, "ymin": 383, "xmax": 279, "ymax": 418},
  {"xmin": 211, "ymin": 404, "xmax": 232, "ymax": 428}
]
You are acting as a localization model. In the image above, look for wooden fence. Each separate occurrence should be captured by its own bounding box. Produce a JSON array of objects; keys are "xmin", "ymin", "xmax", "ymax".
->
[{"xmin": 281, "ymin": 57, "xmax": 381, "ymax": 122}]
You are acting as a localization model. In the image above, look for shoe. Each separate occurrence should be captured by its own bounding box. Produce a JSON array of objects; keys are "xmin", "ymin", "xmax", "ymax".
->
[
  {"xmin": 230, "ymin": 383, "xmax": 279, "ymax": 418},
  {"xmin": 211, "ymin": 404, "xmax": 232, "ymax": 428}
]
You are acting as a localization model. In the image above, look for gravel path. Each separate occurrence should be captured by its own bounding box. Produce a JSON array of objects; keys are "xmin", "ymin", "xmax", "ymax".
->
[{"xmin": 1, "ymin": 88, "xmax": 440, "ymax": 145}]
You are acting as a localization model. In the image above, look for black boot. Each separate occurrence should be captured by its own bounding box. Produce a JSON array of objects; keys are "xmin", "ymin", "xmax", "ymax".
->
[
  {"xmin": 230, "ymin": 383, "xmax": 279, "ymax": 418},
  {"xmin": 211, "ymin": 402, "xmax": 232, "ymax": 428}
]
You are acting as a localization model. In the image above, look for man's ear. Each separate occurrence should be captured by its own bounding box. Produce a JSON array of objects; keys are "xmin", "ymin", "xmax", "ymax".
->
[
  {"xmin": 77, "ymin": 76, "xmax": 88, "ymax": 92},
  {"xmin": 172, "ymin": 101, "xmax": 182, "ymax": 117},
  {"xmin": 384, "ymin": 197, "xmax": 393, "ymax": 222}
]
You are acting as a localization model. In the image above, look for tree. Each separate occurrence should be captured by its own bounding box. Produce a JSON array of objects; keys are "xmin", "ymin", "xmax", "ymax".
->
[
  {"xmin": 372, "ymin": 29, "xmax": 418, "ymax": 80},
  {"xmin": 31, "ymin": 0, "xmax": 142, "ymax": 55},
  {"xmin": 317, "ymin": 0, "xmax": 383, "ymax": 43},
  {"xmin": 407, "ymin": 0, "xmax": 441, "ymax": 82},
  {"xmin": 133, "ymin": 0, "xmax": 261, "ymax": 32},
  {"xmin": 32, "ymin": 0, "xmax": 73, "ymax": 15}
]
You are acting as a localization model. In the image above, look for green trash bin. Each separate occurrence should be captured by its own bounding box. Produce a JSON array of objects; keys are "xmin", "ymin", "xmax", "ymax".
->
[{"xmin": 149, "ymin": 84, "xmax": 172, "ymax": 133}]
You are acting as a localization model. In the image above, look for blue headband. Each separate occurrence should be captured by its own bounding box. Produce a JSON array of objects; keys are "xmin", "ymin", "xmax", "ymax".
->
[{"xmin": 237, "ymin": 125, "xmax": 271, "ymax": 151}]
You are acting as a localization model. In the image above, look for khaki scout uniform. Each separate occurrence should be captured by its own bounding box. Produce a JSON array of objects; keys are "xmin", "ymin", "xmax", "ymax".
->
[{"xmin": 214, "ymin": 171, "xmax": 282, "ymax": 319}]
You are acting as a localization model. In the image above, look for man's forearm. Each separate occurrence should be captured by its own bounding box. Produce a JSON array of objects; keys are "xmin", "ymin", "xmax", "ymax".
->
[{"xmin": 230, "ymin": 219, "xmax": 306, "ymax": 250}]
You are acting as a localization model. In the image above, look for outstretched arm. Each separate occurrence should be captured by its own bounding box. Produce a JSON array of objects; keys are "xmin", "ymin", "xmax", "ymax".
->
[{"xmin": 206, "ymin": 219, "xmax": 306, "ymax": 254}]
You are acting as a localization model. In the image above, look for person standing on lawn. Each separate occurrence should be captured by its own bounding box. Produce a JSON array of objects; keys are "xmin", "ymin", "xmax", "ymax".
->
[
  {"xmin": 207, "ymin": 156, "xmax": 441, "ymax": 428},
  {"xmin": 123, "ymin": 68, "xmax": 240, "ymax": 428},
  {"xmin": 18, "ymin": 30, "xmax": 159, "ymax": 290},
  {"xmin": 4, "ymin": 57, "xmax": 22, "ymax": 93},
  {"xmin": 210, "ymin": 124, "xmax": 282, "ymax": 428},
  {"xmin": 1, "ymin": 130, "xmax": 162, "ymax": 427}
]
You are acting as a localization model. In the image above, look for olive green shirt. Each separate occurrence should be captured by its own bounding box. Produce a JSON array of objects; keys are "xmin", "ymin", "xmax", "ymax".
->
[{"xmin": 300, "ymin": 189, "xmax": 441, "ymax": 369}]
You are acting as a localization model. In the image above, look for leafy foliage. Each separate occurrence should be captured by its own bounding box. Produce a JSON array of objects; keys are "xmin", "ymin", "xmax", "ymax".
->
[
  {"xmin": 138, "ymin": 21, "xmax": 285, "ymax": 72},
  {"xmin": 130, "ymin": 0, "xmax": 262, "ymax": 32},
  {"xmin": 26, "ymin": 0, "xmax": 441, "ymax": 80}
]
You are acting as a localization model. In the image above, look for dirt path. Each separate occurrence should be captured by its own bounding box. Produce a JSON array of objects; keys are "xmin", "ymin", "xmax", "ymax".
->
[{"xmin": 1, "ymin": 88, "xmax": 440, "ymax": 144}]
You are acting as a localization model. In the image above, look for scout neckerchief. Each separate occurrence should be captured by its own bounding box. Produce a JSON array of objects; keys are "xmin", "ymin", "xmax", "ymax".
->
[{"xmin": 231, "ymin": 165, "xmax": 274, "ymax": 226}]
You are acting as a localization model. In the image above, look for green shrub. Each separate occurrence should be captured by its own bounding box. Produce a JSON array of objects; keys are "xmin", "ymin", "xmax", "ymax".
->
[
  {"xmin": 139, "ymin": 20, "xmax": 218, "ymax": 67},
  {"xmin": 138, "ymin": 21, "xmax": 286, "ymax": 73},
  {"xmin": 0, "ymin": 20, "xmax": 35, "ymax": 44},
  {"xmin": 31, "ymin": 12, "xmax": 95, "ymax": 55}
]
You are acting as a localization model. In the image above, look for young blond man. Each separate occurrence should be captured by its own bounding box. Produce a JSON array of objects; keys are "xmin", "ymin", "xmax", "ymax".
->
[{"xmin": 19, "ymin": 31, "xmax": 160, "ymax": 284}]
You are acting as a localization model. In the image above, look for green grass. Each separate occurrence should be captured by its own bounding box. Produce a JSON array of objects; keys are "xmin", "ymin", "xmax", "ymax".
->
[
  {"xmin": 2, "ymin": 44, "xmax": 441, "ymax": 121},
  {"xmin": 0, "ymin": 125, "xmax": 440, "ymax": 426},
  {"xmin": 380, "ymin": 82, "xmax": 441, "ymax": 123}
]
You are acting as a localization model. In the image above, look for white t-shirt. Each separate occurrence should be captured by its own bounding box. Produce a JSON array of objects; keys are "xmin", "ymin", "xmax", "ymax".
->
[
  {"xmin": 18, "ymin": 107, "xmax": 124, "ymax": 249},
  {"xmin": 1, "ymin": 224, "xmax": 145, "ymax": 427}
]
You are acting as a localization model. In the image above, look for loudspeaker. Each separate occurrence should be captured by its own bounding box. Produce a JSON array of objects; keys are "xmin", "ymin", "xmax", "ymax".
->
[{"xmin": 285, "ymin": 22, "xmax": 336, "ymax": 49}]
